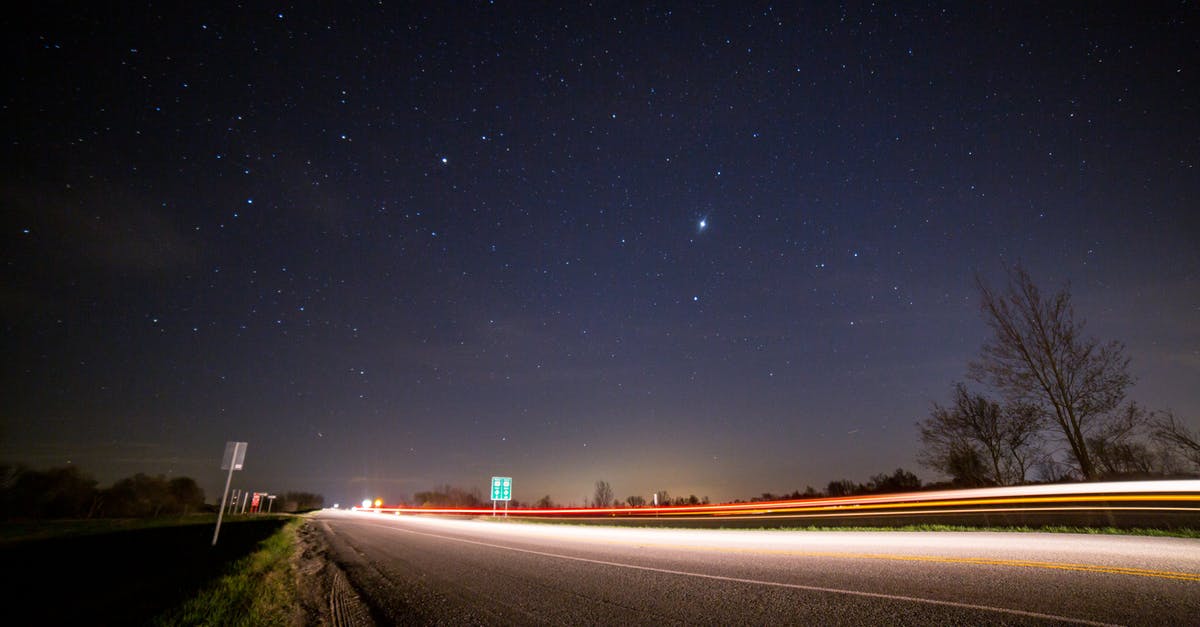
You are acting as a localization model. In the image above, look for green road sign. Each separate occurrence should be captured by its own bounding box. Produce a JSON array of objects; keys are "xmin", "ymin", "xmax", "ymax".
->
[{"xmin": 491, "ymin": 476, "xmax": 512, "ymax": 501}]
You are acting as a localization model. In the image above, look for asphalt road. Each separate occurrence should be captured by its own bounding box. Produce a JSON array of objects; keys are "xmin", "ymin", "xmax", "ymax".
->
[{"xmin": 311, "ymin": 510, "xmax": 1200, "ymax": 626}]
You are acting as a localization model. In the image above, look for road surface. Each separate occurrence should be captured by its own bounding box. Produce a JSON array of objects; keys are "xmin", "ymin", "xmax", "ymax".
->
[{"xmin": 309, "ymin": 510, "xmax": 1200, "ymax": 625}]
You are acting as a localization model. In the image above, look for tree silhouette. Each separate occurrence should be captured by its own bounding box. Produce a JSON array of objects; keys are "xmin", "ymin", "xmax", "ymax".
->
[
  {"xmin": 592, "ymin": 480, "xmax": 613, "ymax": 508},
  {"xmin": 918, "ymin": 383, "xmax": 1043, "ymax": 486},
  {"xmin": 1153, "ymin": 412, "xmax": 1200, "ymax": 470},
  {"xmin": 969, "ymin": 265, "xmax": 1143, "ymax": 480},
  {"xmin": 1, "ymin": 465, "xmax": 98, "ymax": 518}
]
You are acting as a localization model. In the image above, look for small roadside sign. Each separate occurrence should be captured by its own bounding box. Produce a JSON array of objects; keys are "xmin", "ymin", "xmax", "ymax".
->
[{"xmin": 221, "ymin": 441, "xmax": 247, "ymax": 470}]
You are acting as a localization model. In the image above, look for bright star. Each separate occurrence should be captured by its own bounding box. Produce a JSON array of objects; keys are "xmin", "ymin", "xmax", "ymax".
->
[{"xmin": 698, "ymin": 218, "xmax": 708, "ymax": 231}]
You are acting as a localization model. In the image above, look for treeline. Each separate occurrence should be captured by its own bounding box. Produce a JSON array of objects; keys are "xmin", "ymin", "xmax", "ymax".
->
[
  {"xmin": 405, "ymin": 482, "xmax": 716, "ymax": 509},
  {"xmin": 412, "ymin": 484, "xmax": 485, "ymax": 508},
  {"xmin": 746, "ymin": 468, "xmax": 925, "ymax": 501},
  {"xmin": 629, "ymin": 491, "xmax": 710, "ymax": 507},
  {"xmin": 0, "ymin": 464, "xmax": 325, "ymax": 518},
  {"xmin": 0, "ymin": 465, "xmax": 205, "ymax": 519},
  {"xmin": 277, "ymin": 492, "xmax": 324, "ymax": 513},
  {"xmin": 408, "ymin": 470, "xmax": 926, "ymax": 511},
  {"xmin": 596, "ymin": 471, "xmax": 924, "ymax": 508},
  {"xmin": 595, "ymin": 468, "xmax": 924, "ymax": 507}
]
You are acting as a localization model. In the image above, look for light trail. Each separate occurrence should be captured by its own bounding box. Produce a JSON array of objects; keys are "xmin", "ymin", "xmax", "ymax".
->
[
  {"xmin": 336, "ymin": 509, "xmax": 1200, "ymax": 583},
  {"xmin": 355, "ymin": 480, "xmax": 1200, "ymax": 521}
]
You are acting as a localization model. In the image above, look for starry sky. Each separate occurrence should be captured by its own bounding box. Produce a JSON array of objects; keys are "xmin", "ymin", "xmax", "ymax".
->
[{"xmin": 4, "ymin": 3, "xmax": 1198, "ymax": 507}]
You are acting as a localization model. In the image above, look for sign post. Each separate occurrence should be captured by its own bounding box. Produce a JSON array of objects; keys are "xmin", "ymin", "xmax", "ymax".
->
[
  {"xmin": 212, "ymin": 441, "xmax": 247, "ymax": 546},
  {"xmin": 490, "ymin": 476, "xmax": 512, "ymax": 517}
]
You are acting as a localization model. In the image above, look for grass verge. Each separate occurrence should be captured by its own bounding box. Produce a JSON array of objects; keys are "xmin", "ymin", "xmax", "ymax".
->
[{"xmin": 154, "ymin": 517, "xmax": 303, "ymax": 626}]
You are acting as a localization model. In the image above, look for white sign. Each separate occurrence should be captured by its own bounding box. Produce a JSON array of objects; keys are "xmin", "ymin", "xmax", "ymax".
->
[{"xmin": 221, "ymin": 441, "xmax": 248, "ymax": 470}]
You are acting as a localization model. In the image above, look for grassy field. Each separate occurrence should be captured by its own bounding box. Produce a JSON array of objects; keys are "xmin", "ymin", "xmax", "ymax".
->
[
  {"xmin": 0, "ymin": 513, "xmax": 222, "ymax": 543},
  {"xmin": 0, "ymin": 515, "xmax": 296, "ymax": 625}
]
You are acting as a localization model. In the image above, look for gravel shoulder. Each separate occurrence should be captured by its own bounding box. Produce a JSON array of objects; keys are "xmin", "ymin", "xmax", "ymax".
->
[{"xmin": 293, "ymin": 519, "xmax": 376, "ymax": 626}]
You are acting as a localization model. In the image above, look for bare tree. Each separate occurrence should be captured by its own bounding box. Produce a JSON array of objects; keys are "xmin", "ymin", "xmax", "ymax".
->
[
  {"xmin": 1087, "ymin": 402, "xmax": 1155, "ymax": 476},
  {"xmin": 918, "ymin": 383, "xmax": 1043, "ymax": 486},
  {"xmin": 1153, "ymin": 411, "xmax": 1200, "ymax": 470},
  {"xmin": 625, "ymin": 495, "xmax": 646, "ymax": 507},
  {"xmin": 968, "ymin": 266, "xmax": 1142, "ymax": 480},
  {"xmin": 593, "ymin": 480, "xmax": 613, "ymax": 508}
]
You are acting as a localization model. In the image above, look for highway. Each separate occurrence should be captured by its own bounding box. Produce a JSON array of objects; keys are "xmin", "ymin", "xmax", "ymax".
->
[{"xmin": 310, "ymin": 510, "xmax": 1200, "ymax": 625}]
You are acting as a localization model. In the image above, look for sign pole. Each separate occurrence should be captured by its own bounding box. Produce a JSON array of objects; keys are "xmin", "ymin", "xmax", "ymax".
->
[
  {"xmin": 212, "ymin": 441, "xmax": 247, "ymax": 546},
  {"xmin": 212, "ymin": 458, "xmax": 236, "ymax": 546}
]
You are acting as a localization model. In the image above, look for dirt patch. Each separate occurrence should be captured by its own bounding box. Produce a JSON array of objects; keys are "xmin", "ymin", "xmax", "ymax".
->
[{"xmin": 293, "ymin": 519, "xmax": 374, "ymax": 626}]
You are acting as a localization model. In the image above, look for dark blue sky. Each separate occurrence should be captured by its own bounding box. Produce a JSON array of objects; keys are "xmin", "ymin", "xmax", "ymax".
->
[{"xmin": 4, "ymin": 2, "xmax": 1197, "ymax": 506}]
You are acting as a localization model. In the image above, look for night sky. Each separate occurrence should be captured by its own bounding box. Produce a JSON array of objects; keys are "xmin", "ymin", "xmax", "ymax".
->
[{"xmin": 4, "ymin": 3, "xmax": 1198, "ymax": 507}]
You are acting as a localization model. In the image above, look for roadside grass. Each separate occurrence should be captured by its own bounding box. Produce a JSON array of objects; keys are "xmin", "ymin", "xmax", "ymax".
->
[{"xmin": 154, "ymin": 517, "xmax": 303, "ymax": 626}]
